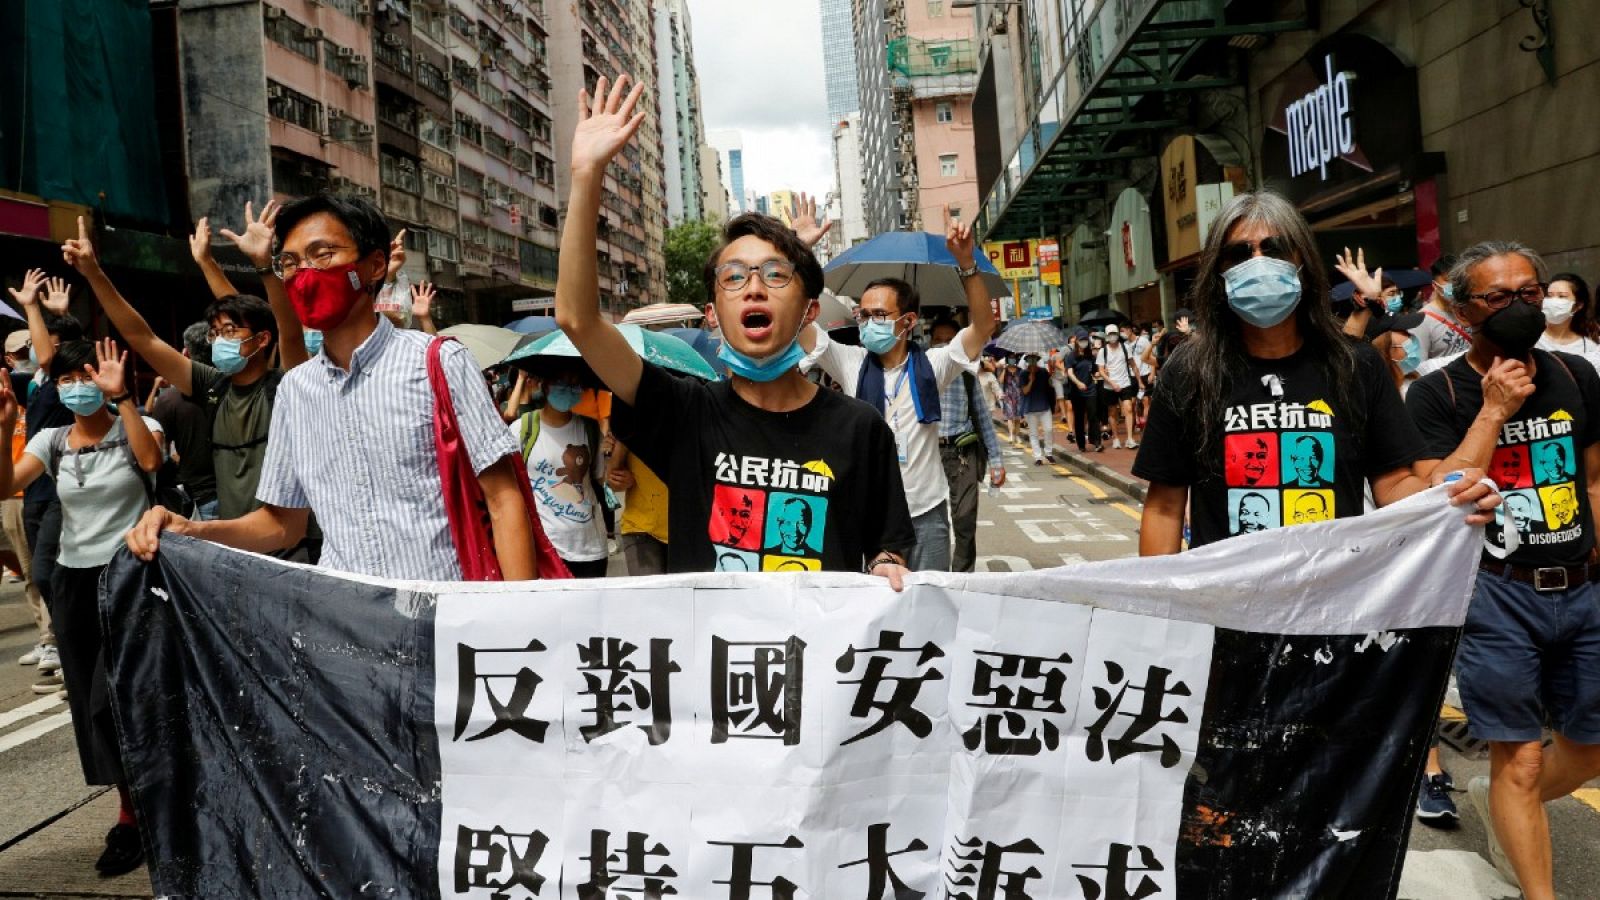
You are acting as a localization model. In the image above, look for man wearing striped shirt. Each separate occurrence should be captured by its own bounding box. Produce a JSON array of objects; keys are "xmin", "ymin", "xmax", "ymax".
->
[{"xmin": 127, "ymin": 195, "xmax": 535, "ymax": 581}]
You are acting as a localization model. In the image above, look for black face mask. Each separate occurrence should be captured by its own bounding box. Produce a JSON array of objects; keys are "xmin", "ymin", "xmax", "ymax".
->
[{"xmin": 1479, "ymin": 300, "xmax": 1546, "ymax": 358}]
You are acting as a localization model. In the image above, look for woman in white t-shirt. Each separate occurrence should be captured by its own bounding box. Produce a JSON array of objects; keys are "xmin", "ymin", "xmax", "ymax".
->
[
  {"xmin": 1535, "ymin": 273, "xmax": 1600, "ymax": 372},
  {"xmin": 0, "ymin": 338, "xmax": 163, "ymax": 877},
  {"xmin": 511, "ymin": 369, "xmax": 609, "ymax": 577}
]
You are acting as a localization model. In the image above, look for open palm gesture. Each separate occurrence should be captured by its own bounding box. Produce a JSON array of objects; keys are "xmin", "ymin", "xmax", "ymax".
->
[
  {"xmin": 411, "ymin": 281, "xmax": 435, "ymax": 320},
  {"xmin": 790, "ymin": 193, "xmax": 833, "ymax": 248},
  {"xmin": 1334, "ymin": 246, "xmax": 1383, "ymax": 306},
  {"xmin": 7, "ymin": 268, "xmax": 45, "ymax": 308},
  {"xmin": 87, "ymin": 338, "xmax": 128, "ymax": 396},
  {"xmin": 219, "ymin": 200, "xmax": 280, "ymax": 268},
  {"xmin": 571, "ymin": 75, "xmax": 646, "ymax": 175},
  {"xmin": 43, "ymin": 277, "xmax": 71, "ymax": 315},
  {"xmin": 190, "ymin": 216, "xmax": 215, "ymax": 265},
  {"xmin": 944, "ymin": 204, "xmax": 976, "ymax": 267},
  {"xmin": 0, "ymin": 370, "xmax": 19, "ymax": 428}
]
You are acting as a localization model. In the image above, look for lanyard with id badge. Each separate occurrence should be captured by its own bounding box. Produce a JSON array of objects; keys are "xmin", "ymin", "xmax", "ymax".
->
[{"xmin": 889, "ymin": 365, "xmax": 911, "ymax": 465}]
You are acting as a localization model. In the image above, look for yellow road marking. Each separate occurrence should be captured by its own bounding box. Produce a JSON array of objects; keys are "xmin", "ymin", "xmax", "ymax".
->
[
  {"xmin": 1070, "ymin": 476, "xmax": 1106, "ymax": 499},
  {"xmin": 1112, "ymin": 503, "xmax": 1142, "ymax": 523},
  {"xmin": 1574, "ymin": 789, "xmax": 1600, "ymax": 815},
  {"xmin": 1439, "ymin": 704, "xmax": 1467, "ymax": 722}
]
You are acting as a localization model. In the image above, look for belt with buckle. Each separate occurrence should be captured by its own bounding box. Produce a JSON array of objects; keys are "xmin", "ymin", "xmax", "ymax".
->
[{"xmin": 1479, "ymin": 559, "xmax": 1600, "ymax": 592}]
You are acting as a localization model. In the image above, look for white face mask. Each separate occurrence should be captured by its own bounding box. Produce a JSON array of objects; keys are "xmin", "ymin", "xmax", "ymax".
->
[{"xmin": 1544, "ymin": 297, "xmax": 1576, "ymax": 325}]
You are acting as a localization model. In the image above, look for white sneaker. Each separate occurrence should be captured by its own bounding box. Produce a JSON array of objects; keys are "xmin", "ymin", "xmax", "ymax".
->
[
  {"xmin": 31, "ymin": 670, "xmax": 63, "ymax": 694},
  {"xmin": 18, "ymin": 643, "xmax": 45, "ymax": 666},
  {"xmin": 1467, "ymin": 776, "xmax": 1521, "ymax": 889},
  {"xmin": 35, "ymin": 645, "xmax": 60, "ymax": 674},
  {"xmin": 1112, "ymin": 438, "xmax": 1123, "ymax": 450},
  {"xmin": 1126, "ymin": 440, "xmax": 1139, "ymax": 449}
]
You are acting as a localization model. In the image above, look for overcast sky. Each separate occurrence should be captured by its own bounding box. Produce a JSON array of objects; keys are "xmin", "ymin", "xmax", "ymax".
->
[{"xmin": 687, "ymin": 0, "xmax": 834, "ymax": 201}]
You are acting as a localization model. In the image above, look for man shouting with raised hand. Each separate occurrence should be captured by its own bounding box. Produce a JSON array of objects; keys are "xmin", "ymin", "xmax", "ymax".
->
[{"xmin": 553, "ymin": 75, "xmax": 915, "ymax": 586}]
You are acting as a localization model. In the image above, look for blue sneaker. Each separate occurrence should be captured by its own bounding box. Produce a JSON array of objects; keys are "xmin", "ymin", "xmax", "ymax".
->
[{"xmin": 1416, "ymin": 772, "xmax": 1459, "ymax": 827}]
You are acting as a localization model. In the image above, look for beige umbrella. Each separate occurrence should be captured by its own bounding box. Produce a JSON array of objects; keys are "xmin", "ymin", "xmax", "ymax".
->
[
  {"xmin": 621, "ymin": 302, "xmax": 704, "ymax": 328},
  {"xmin": 439, "ymin": 324, "xmax": 534, "ymax": 371}
]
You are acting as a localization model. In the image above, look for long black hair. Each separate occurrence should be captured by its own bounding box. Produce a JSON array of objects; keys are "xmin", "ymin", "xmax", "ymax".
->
[{"xmin": 1177, "ymin": 191, "xmax": 1363, "ymax": 468}]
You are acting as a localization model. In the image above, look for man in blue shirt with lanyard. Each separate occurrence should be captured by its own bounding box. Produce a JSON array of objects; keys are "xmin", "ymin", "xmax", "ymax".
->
[{"xmin": 929, "ymin": 316, "xmax": 1005, "ymax": 572}]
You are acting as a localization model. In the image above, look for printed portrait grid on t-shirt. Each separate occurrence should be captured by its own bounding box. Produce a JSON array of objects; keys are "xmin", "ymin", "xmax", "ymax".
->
[
  {"xmin": 708, "ymin": 452, "xmax": 833, "ymax": 573},
  {"xmin": 1221, "ymin": 401, "xmax": 1338, "ymax": 537}
]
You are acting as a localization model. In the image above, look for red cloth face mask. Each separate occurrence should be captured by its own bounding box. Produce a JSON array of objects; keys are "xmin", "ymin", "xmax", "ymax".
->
[{"xmin": 286, "ymin": 263, "xmax": 371, "ymax": 330}]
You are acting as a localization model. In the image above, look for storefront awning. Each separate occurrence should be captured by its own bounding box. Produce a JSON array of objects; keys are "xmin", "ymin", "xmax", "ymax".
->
[{"xmin": 977, "ymin": 0, "xmax": 1307, "ymax": 241}]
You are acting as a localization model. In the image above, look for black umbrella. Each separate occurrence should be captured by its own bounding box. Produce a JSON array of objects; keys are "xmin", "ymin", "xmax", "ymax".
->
[{"xmin": 1077, "ymin": 308, "xmax": 1130, "ymax": 329}]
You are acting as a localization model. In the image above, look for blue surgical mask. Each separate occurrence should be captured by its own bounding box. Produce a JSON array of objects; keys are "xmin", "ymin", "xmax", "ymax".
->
[
  {"xmin": 27, "ymin": 346, "xmax": 37, "ymax": 366},
  {"xmin": 303, "ymin": 329, "xmax": 324, "ymax": 355},
  {"xmin": 860, "ymin": 318, "xmax": 906, "ymax": 355},
  {"xmin": 719, "ymin": 340, "xmax": 804, "ymax": 383},
  {"xmin": 210, "ymin": 335, "xmax": 258, "ymax": 376},
  {"xmin": 546, "ymin": 383, "xmax": 584, "ymax": 412},
  {"xmin": 59, "ymin": 382, "xmax": 104, "ymax": 416},
  {"xmin": 1398, "ymin": 335, "xmax": 1422, "ymax": 374},
  {"xmin": 1385, "ymin": 296, "xmax": 1404, "ymax": 315},
  {"xmin": 1438, "ymin": 283, "xmax": 1453, "ymax": 301},
  {"xmin": 1223, "ymin": 256, "xmax": 1303, "ymax": 329}
]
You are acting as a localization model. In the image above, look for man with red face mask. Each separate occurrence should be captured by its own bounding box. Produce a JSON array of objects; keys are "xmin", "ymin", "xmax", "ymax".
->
[{"xmin": 126, "ymin": 195, "xmax": 538, "ymax": 581}]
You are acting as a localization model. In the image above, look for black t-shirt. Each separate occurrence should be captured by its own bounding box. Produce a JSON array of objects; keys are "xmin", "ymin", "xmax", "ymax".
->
[
  {"xmin": 1133, "ymin": 341, "xmax": 1422, "ymax": 549},
  {"xmin": 15, "ymin": 372, "xmax": 70, "ymax": 506},
  {"xmin": 1021, "ymin": 365, "xmax": 1054, "ymax": 413},
  {"xmin": 1068, "ymin": 356, "xmax": 1097, "ymax": 398},
  {"xmin": 1406, "ymin": 349, "xmax": 1600, "ymax": 567},
  {"xmin": 612, "ymin": 362, "xmax": 916, "ymax": 574},
  {"xmin": 149, "ymin": 387, "xmax": 218, "ymax": 506}
]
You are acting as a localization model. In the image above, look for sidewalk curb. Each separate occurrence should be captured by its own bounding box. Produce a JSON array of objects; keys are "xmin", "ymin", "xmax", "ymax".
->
[{"xmin": 1055, "ymin": 448, "xmax": 1148, "ymax": 503}]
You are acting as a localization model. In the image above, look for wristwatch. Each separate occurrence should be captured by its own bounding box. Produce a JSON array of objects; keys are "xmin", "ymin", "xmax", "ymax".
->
[
  {"xmin": 955, "ymin": 263, "xmax": 980, "ymax": 278},
  {"xmin": 254, "ymin": 264, "xmax": 276, "ymax": 278},
  {"xmin": 108, "ymin": 393, "xmax": 132, "ymax": 406}
]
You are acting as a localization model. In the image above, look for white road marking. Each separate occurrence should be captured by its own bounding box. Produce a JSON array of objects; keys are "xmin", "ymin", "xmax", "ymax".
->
[
  {"xmin": 0, "ymin": 711, "xmax": 72, "ymax": 755},
  {"xmin": 1397, "ymin": 849, "xmax": 1519, "ymax": 899},
  {"xmin": 0, "ymin": 695, "xmax": 65, "ymax": 730},
  {"xmin": 975, "ymin": 520, "xmax": 993, "ymax": 527},
  {"xmin": 1057, "ymin": 553, "xmax": 1089, "ymax": 565},
  {"xmin": 1017, "ymin": 519, "xmax": 1132, "ymax": 543}
]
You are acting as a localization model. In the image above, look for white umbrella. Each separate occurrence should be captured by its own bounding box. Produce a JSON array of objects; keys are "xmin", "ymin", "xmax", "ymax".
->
[{"xmin": 622, "ymin": 302, "xmax": 704, "ymax": 328}]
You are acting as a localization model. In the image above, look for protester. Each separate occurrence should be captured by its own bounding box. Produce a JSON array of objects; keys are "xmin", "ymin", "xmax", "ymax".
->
[
  {"xmin": 1129, "ymin": 322, "xmax": 1154, "ymax": 423},
  {"xmin": 0, "ymin": 338, "xmax": 163, "ymax": 877},
  {"xmin": 126, "ymin": 194, "xmax": 543, "ymax": 581},
  {"xmin": 1535, "ymin": 273, "xmax": 1600, "ymax": 371},
  {"xmin": 607, "ymin": 434, "xmax": 669, "ymax": 576},
  {"xmin": 1405, "ymin": 241, "xmax": 1600, "ymax": 897},
  {"xmin": 1096, "ymin": 323, "xmax": 1141, "ymax": 449},
  {"xmin": 1066, "ymin": 331, "xmax": 1101, "ymax": 452},
  {"xmin": 145, "ymin": 322, "xmax": 218, "ymax": 519},
  {"xmin": 513, "ymin": 365, "xmax": 609, "ymax": 578},
  {"xmin": 1132, "ymin": 190, "xmax": 1496, "ymax": 556},
  {"xmin": 2, "ymin": 324, "xmax": 58, "ymax": 694},
  {"xmin": 550, "ymin": 75, "xmax": 914, "ymax": 586},
  {"xmin": 1049, "ymin": 347, "xmax": 1070, "ymax": 421},
  {"xmin": 6, "ymin": 271, "xmax": 77, "ymax": 697},
  {"xmin": 1366, "ymin": 311, "xmax": 1425, "ymax": 396},
  {"xmin": 976, "ymin": 356, "xmax": 1002, "ymax": 414},
  {"xmin": 1019, "ymin": 353, "xmax": 1055, "ymax": 465},
  {"xmin": 798, "ymin": 208, "xmax": 994, "ymax": 572},
  {"xmin": 999, "ymin": 358, "xmax": 1023, "ymax": 442},
  {"xmin": 930, "ymin": 317, "xmax": 1004, "ymax": 572},
  {"xmin": 1417, "ymin": 254, "xmax": 1471, "ymax": 361},
  {"xmin": 1151, "ymin": 307, "xmax": 1193, "ymax": 376}
]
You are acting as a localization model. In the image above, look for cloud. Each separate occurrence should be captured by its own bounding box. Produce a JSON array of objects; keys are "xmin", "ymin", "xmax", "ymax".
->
[{"xmin": 688, "ymin": 0, "xmax": 835, "ymax": 199}]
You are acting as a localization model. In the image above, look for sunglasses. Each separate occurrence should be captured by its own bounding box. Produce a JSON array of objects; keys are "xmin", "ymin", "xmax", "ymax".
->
[{"xmin": 1219, "ymin": 236, "xmax": 1293, "ymax": 270}]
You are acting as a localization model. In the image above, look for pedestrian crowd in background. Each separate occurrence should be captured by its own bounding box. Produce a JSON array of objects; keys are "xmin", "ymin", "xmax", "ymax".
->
[{"xmin": 0, "ymin": 72, "xmax": 1593, "ymax": 898}]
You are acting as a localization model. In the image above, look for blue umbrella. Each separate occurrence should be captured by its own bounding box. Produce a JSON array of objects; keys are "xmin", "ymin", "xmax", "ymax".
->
[
  {"xmin": 824, "ymin": 232, "xmax": 1010, "ymax": 305},
  {"xmin": 504, "ymin": 324, "xmax": 720, "ymax": 383},
  {"xmin": 663, "ymin": 327, "xmax": 724, "ymax": 374},
  {"xmin": 1331, "ymin": 267, "xmax": 1433, "ymax": 302},
  {"xmin": 504, "ymin": 315, "xmax": 560, "ymax": 335}
]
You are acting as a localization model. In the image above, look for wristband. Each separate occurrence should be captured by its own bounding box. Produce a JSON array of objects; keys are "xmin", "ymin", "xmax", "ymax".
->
[
  {"xmin": 108, "ymin": 393, "xmax": 133, "ymax": 406},
  {"xmin": 955, "ymin": 263, "xmax": 980, "ymax": 278},
  {"xmin": 866, "ymin": 556, "xmax": 898, "ymax": 574},
  {"xmin": 254, "ymin": 265, "xmax": 275, "ymax": 278}
]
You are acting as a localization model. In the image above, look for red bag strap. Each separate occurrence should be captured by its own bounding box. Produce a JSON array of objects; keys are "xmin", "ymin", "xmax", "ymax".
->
[{"xmin": 427, "ymin": 337, "xmax": 570, "ymax": 580}]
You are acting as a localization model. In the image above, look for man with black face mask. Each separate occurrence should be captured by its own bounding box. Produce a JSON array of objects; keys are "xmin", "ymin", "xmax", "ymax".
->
[{"xmin": 1406, "ymin": 241, "xmax": 1600, "ymax": 897}]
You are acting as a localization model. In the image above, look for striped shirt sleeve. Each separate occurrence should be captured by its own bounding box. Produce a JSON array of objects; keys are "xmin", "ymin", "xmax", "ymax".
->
[
  {"xmin": 439, "ymin": 341, "xmax": 520, "ymax": 475},
  {"xmin": 254, "ymin": 382, "xmax": 309, "ymax": 509}
]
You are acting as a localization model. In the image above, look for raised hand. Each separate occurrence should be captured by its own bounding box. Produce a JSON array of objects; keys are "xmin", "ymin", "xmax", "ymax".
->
[
  {"xmin": 87, "ymin": 337, "xmax": 128, "ymax": 396},
  {"xmin": 0, "ymin": 369, "xmax": 18, "ymax": 427},
  {"xmin": 219, "ymin": 200, "xmax": 280, "ymax": 269},
  {"xmin": 1482, "ymin": 356, "xmax": 1535, "ymax": 422},
  {"xmin": 61, "ymin": 216, "xmax": 101, "ymax": 277},
  {"xmin": 944, "ymin": 204, "xmax": 976, "ymax": 268},
  {"xmin": 1334, "ymin": 246, "xmax": 1383, "ymax": 306},
  {"xmin": 410, "ymin": 280, "xmax": 435, "ymax": 320},
  {"xmin": 386, "ymin": 228, "xmax": 409, "ymax": 282},
  {"xmin": 790, "ymin": 193, "xmax": 833, "ymax": 248},
  {"xmin": 43, "ymin": 277, "xmax": 72, "ymax": 315},
  {"xmin": 6, "ymin": 268, "xmax": 45, "ymax": 308},
  {"xmin": 189, "ymin": 217, "xmax": 214, "ymax": 265},
  {"xmin": 570, "ymin": 75, "xmax": 646, "ymax": 176}
]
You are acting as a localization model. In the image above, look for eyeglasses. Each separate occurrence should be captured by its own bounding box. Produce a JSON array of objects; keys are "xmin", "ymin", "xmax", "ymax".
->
[
  {"xmin": 1467, "ymin": 283, "xmax": 1547, "ymax": 310},
  {"xmin": 206, "ymin": 324, "xmax": 252, "ymax": 343},
  {"xmin": 852, "ymin": 309, "xmax": 905, "ymax": 325},
  {"xmin": 271, "ymin": 243, "xmax": 354, "ymax": 279},
  {"xmin": 1218, "ymin": 236, "xmax": 1293, "ymax": 270},
  {"xmin": 715, "ymin": 260, "xmax": 795, "ymax": 292}
]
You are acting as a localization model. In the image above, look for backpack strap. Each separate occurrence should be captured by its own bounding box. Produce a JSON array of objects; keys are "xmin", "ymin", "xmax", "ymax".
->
[
  {"xmin": 208, "ymin": 369, "xmax": 282, "ymax": 452},
  {"xmin": 518, "ymin": 410, "xmax": 540, "ymax": 460},
  {"xmin": 46, "ymin": 421, "xmax": 155, "ymax": 503}
]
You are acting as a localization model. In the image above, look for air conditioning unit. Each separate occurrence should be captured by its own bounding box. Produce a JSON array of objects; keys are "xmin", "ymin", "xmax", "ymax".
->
[
  {"xmin": 382, "ymin": 32, "xmax": 403, "ymax": 46},
  {"xmin": 327, "ymin": 108, "xmax": 344, "ymax": 122},
  {"xmin": 267, "ymin": 84, "xmax": 284, "ymax": 99},
  {"xmin": 337, "ymin": 46, "xmax": 354, "ymax": 58},
  {"xmin": 428, "ymin": 257, "xmax": 446, "ymax": 273},
  {"xmin": 442, "ymin": 69, "xmax": 453, "ymax": 82},
  {"xmin": 265, "ymin": 6, "xmax": 284, "ymax": 19},
  {"xmin": 354, "ymin": 124, "xmax": 375, "ymax": 139},
  {"xmin": 352, "ymin": 54, "xmax": 367, "ymax": 67},
  {"xmin": 305, "ymin": 28, "xmax": 324, "ymax": 40}
]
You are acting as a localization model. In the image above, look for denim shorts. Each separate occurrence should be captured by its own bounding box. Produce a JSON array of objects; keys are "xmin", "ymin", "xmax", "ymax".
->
[{"xmin": 1456, "ymin": 569, "xmax": 1600, "ymax": 744}]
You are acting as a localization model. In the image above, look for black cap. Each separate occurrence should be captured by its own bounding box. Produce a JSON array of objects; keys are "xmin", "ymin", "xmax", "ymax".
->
[
  {"xmin": 1362, "ymin": 311, "xmax": 1424, "ymax": 342},
  {"xmin": 1173, "ymin": 307, "xmax": 1193, "ymax": 322}
]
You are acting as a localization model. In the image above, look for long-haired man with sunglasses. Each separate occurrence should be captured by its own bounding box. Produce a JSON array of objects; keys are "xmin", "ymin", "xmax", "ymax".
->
[
  {"xmin": 552, "ymin": 76, "xmax": 915, "ymax": 587},
  {"xmin": 1405, "ymin": 241, "xmax": 1600, "ymax": 898}
]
